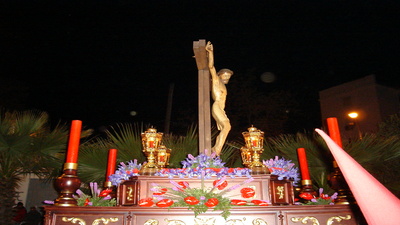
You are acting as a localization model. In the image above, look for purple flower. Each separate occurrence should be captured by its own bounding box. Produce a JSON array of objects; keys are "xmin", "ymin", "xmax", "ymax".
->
[
  {"xmin": 330, "ymin": 192, "xmax": 338, "ymax": 200},
  {"xmin": 109, "ymin": 159, "xmax": 142, "ymax": 185},
  {"xmin": 76, "ymin": 189, "xmax": 85, "ymax": 198},
  {"xmin": 43, "ymin": 200, "xmax": 54, "ymax": 205},
  {"xmin": 263, "ymin": 156, "xmax": 300, "ymax": 186},
  {"xmin": 319, "ymin": 188, "xmax": 324, "ymax": 196}
]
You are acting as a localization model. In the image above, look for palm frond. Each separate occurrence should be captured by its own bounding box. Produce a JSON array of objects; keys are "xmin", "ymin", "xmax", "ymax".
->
[
  {"xmin": 105, "ymin": 123, "xmax": 146, "ymax": 162},
  {"xmin": 78, "ymin": 141, "xmax": 110, "ymax": 184},
  {"xmin": 163, "ymin": 125, "xmax": 199, "ymax": 168}
]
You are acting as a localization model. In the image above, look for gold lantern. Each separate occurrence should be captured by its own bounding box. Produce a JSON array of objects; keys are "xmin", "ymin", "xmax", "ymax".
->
[
  {"xmin": 240, "ymin": 146, "xmax": 252, "ymax": 166},
  {"xmin": 241, "ymin": 126, "xmax": 269, "ymax": 174},
  {"xmin": 141, "ymin": 128, "xmax": 163, "ymax": 174},
  {"xmin": 157, "ymin": 145, "xmax": 171, "ymax": 168}
]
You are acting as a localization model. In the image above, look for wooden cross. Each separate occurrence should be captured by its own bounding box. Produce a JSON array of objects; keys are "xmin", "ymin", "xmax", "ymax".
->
[{"xmin": 193, "ymin": 39, "xmax": 212, "ymax": 155}]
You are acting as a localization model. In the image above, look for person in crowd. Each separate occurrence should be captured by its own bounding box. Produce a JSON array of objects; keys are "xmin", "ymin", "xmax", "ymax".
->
[
  {"xmin": 12, "ymin": 202, "xmax": 27, "ymax": 225},
  {"xmin": 23, "ymin": 207, "xmax": 42, "ymax": 225}
]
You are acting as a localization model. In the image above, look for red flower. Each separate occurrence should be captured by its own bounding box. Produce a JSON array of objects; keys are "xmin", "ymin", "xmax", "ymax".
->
[
  {"xmin": 184, "ymin": 196, "xmax": 200, "ymax": 205},
  {"xmin": 98, "ymin": 189, "xmax": 112, "ymax": 197},
  {"xmin": 204, "ymin": 198, "xmax": 219, "ymax": 207},
  {"xmin": 153, "ymin": 188, "xmax": 168, "ymax": 195},
  {"xmin": 240, "ymin": 187, "xmax": 255, "ymax": 198},
  {"xmin": 299, "ymin": 192, "xmax": 314, "ymax": 200},
  {"xmin": 156, "ymin": 199, "xmax": 174, "ymax": 207},
  {"xmin": 211, "ymin": 168, "xmax": 222, "ymax": 172},
  {"xmin": 138, "ymin": 198, "xmax": 154, "ymax": 207},
  {"xmin": 320, "ymin": 194, "xmax": 330, "ymax": 200},
  {"xmin": 251, "ymin": 200, "xmax": 268, "ymax": 206},
  {"xmin": 213, "ymin": 179, "xmax": 228, "ymax": 190},
  {"xmin": 231, "ymin": 199, "xmax": 247, "ymax": 206},
  {"xmin": 177, "ymin": 181, "xmax": 189, "ymax": 190},
  {"xmin": 83, "ymin": 198, "xmax": 90, "ymax": 206}
]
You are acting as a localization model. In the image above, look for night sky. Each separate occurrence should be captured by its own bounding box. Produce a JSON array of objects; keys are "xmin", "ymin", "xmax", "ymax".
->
[{"xmin": 1, "ymin": 1, "xmax": 399, "ymax": 135}]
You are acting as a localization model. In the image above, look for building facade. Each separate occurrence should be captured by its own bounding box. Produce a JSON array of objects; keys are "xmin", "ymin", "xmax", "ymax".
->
[{"xmin": 319, "ymin": 75, "xmax": 400, "ymax": 141}]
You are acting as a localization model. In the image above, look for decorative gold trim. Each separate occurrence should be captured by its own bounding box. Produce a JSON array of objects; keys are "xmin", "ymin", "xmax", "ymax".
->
[
  {"xmin": 327, "ymin": 215, "xmax": 352, "ymax": 225},
  {"xmin": 277, "ymin": 185, "xmax": 285, "ymax": 199},
  {"xmin": 194, "ymin": 217, "xmax": 215, "ymax": 225},
  {"xmin": 92, "ymin": 217, "xmax": 118, "ymax": 225},
  {"xmin": 225, "ymin": 217, "xmax": 246, "ymax": 224},
  {"xmin": 144, "ymin": 219, "xmax": 159, "ymax": 225},
  {"xmin": 64, "ymin": 163, "xmax": 78, "ymax": 170},
  {"xmin": 165, "ymin": 219, "xmax": 186, "ymax": 225},
  {"xmin": 126, "ymin": 186, "xmax": 134, "ymax": 201},
  {"xmin": 54, "ymin": 202, "xmax": 77, "ymax": 207},
  {"xmin": 103, "ymin": 181, "xmax": 112, "ymax": 188},
  {"xmin": 291, "ymin": 216, "xmax": 320, "ymax": 225},
  {"xmin": 301, "ymin": 180, "xmax": 313, "ymax": 186},
  {"xmin": 62, "ymin": 217, "xmax": 86, "ymax": 225},
  {"xmin": 252, "ymin": 218, "xmax": 268, "ymax": 225}
]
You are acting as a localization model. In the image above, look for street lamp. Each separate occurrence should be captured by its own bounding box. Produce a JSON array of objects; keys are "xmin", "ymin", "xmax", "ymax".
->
[{"xmin": 347, "ymin": 112, "xmax": 362, "ymax": 140}]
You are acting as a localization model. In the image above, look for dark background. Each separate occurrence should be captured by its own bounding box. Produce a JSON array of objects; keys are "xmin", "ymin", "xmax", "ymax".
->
[{"xmin": 1, "ymin": 0, "xmax": 399, "ymax": 136}]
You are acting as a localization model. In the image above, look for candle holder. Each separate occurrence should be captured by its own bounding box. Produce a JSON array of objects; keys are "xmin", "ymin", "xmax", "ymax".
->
[
  {"xmin": 300, "ymin": 179, "xmax": 317, "ymax": 200},
  {"xmin": 141, "ymin": 128, "xmax": 163, "ymax": 175},
  {"xmin": 329, "ymin": 161, "xmax": 353, "ymax": 204},
  {"xmin": 241, "ymin": 126, "xmax": 269, "ymax": 174},
  {"xmin": 54, "ymin": 163, "xmax": 81, "ymax": 206},
  {"xmin": 103, "ymin": 181, "xmax": 116, "ymax": 199},
  {"xmin": 157, "ymin": 145, "xmax": 171, "ymax": 168}
]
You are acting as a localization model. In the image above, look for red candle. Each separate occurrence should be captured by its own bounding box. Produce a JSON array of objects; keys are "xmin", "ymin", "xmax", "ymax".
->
[
  {"xmin": 252, "ymin": 140, "xmax": 257, "ymax": 147},
  {"xmin": 65, "ymin": 120, "xmax": 82, "ymax": 163},
  {"xmin": 106, "ymin": 149, "xmax": 118, "ymax": 181},
  {"xmin": 297, "ymin": 148, "xmax": 311, "ymax": 180},
  {"xmin": 326, "ymin": 117, "xmax": 343, "ymax": 147}
]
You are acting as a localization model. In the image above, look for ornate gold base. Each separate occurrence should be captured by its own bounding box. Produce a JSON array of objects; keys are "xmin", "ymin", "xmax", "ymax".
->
[
  {"xmin": 140, "ymin": 167, "xmax": 158, "ymax": 175},
  {"xmin": 250, "ymin": 166, "xmax": 270, "ymax": 175}
]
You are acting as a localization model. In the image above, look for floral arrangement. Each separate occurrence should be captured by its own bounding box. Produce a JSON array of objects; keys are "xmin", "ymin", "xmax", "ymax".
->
[
  {"xmin": 155, "ymin": 151, "xmax": 252, "ymax": 179},
  {"xmin": 138, "ymin": 152, "xmax": 269, "ymax": 220},
  {"xmin": 298, "ymin": 188, "xmax": 338, "ymax": 205},
  {"xmin": 109, "ymin": 159, "xmax": 142, "ymax": 186},
  {"xmin": 44, "ymin": 182, "xmax": 116, "ymax": 207},
  {"xmin": 263, "ymin": 156, "xmax": 300, "ymax": 185}
]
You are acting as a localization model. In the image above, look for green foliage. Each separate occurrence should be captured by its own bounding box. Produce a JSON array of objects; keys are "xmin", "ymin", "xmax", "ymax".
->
[
  {"xmin": 378, "ymin": 113, "xmax": 400, "ymax": 138},
  {"xmin": 105, "ymin": 123, "xmax": 146, "ymax": 162},
  {"xmin": 262, "ymin": 132, "xmax": 334, "ymax": 192},
  {"xmin": 170, "ymin": 187, "xmax": 232, "ymax": 219},
  {"xmin": 78, "ymin": 123, "xmax": 146, "ymax": 184},
  {"xmin": 0, "ymin": 110, "xmax": 70, "ymax": 225},
  {"xmin": 261, "ymin": 131, "xmax": 400, "ymax": 197},
  {"xmin": 345, "ymin": 133, "xmax": 400, "ymax": 197},
  {"xmin": 162, "ymin": 125, "xmax": 199, "ymax": 168},
  {"xmin": 75, "ymin": 192, "xmax": 116, "ymax": 207}
]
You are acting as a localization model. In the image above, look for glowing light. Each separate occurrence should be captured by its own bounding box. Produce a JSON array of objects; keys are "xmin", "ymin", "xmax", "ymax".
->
[{"xmin": 348, "ymin": 112, "xmax": 359, "ymax": 119}]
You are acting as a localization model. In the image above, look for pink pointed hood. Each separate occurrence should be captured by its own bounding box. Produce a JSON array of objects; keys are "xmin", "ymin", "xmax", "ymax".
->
[{"xmin": 315, "ymin": 128, "xmax": 400, "ymax": 225}]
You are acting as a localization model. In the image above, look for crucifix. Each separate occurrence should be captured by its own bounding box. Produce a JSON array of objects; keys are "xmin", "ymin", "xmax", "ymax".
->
[{"xmin": 193, "ymin": 39, "xmax": 233, "ymax": 156}]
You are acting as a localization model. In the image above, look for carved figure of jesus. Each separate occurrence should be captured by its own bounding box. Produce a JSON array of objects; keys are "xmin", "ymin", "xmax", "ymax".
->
[{"xmin": 205, "ymin": 41, "xmax": 233, "ymax": 156}]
